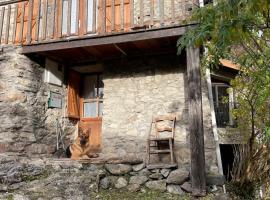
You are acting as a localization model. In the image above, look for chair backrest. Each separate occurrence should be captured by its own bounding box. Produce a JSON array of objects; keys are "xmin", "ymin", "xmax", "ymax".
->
[{"xmin": 152, "ymin": 114, "xmax": 176, "ymax": 139}]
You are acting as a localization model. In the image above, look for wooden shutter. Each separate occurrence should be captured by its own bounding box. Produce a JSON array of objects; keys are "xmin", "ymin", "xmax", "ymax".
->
[{"xmin": 67, "ymin": 70, "xmax": 80, "ymax": 119}]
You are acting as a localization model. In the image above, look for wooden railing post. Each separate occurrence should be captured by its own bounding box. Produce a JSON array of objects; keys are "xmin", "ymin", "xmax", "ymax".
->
[
  {"xmin": 111, "ymin": 0, "xmax": 115, "ymax": 31},
  {"xmin": 67, "ymin": 0, "xmax": 71, "ymax": 36},
  {"xmin": 130, "ymin": 0, "xmax": 134, "ymax": 29},
  {"xmin": 186, "ymin": 46, "xmax": 206, "ymax": 197},
  {"xmin": 159, "ymin": 0, "xmax": 164, "ymax": 25},
  {"xmin": 92, "ymin": 0, "xmax": 96, "ymax": 33},
  {"xmin": 12, "ymin": 4, "xmax": 18, "ymax": 43},
  {"xmin": 35, "ymin": 0, "xmax": 41, "ymax": 41},
  {"xmin": 42, "ymin": 0, "xmax": 48, "ymax": 40},
  {"xmin": 0, "ymin": 7, "xmax": 4, "ymax": 44},
  {"xmin": 120, "ymin": 0, "xmax": 124, "ymax": 31},
  {"xmin": 19, "ymin": 2, "xmax": 25, "ymax": 42},
  {"xmin": 26, "ymin": 0, "xmax": 33, "ymax": 44},
  {"xmin": 4, "ymin": 5, "xmax": 11, "ymax": 44}
]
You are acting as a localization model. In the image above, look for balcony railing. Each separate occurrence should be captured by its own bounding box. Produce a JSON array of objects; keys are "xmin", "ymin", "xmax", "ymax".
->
[{"xmin": 0, "ymin": 0, "xmax": 195, "ymax": 46}]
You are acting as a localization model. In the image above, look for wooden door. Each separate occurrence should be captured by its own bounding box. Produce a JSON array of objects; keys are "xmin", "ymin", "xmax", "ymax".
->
[
  {"xmin": 79, "ymin": 74, "xmax": 103, "ymax": 152},
  {"xmin": 98, "ymin": 0, "xmax": 130, "ymax": 33}
]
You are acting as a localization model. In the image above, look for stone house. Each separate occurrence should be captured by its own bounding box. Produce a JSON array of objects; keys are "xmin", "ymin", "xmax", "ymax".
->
[{"xmin": 0, "ymin": 0, "xmax": 239, "ymax": 193}]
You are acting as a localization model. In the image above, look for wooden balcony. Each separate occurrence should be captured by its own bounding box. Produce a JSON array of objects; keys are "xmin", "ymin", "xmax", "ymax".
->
[{"xmin": 0, "ymin": 0, "xmax": 196, "ymax": 50}]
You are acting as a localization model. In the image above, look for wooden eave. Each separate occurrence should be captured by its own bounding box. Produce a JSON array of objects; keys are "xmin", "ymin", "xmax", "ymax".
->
[{"xmin": 22, "ymin": 24, "xmax": 195, "ymax": 54}]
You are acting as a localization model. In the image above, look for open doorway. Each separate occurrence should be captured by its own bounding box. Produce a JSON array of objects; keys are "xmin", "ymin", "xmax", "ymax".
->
[{"xmin": 220, "ymin": 144, "xmax": 235, "ymax": 181}]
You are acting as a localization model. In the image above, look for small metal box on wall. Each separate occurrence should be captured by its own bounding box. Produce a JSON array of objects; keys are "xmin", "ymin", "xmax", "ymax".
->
[{"xmin": 48, "ymin": 91, "xmax": 62, "ymax": 108}]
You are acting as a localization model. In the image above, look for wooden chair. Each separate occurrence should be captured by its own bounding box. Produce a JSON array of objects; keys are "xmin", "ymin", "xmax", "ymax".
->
[{"xmin": 146, "ymin": 114, "xmax": 176, "ymax": 165}]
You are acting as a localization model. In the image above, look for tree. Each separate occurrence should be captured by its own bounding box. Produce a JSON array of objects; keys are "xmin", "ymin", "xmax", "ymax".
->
[{"xmin": 178, "ymin": 0, "xmax": 270, "ymax": 198}]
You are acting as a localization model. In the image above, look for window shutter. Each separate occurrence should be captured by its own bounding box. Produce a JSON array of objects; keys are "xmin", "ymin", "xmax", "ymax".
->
[{"xmin": 67, "ymin": 70, "xmax": 80, "ymax": 119}]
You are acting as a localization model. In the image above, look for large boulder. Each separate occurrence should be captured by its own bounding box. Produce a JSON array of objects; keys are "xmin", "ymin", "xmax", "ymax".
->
[
  {"xmin": 181, "ymin": 182, "xmax": 192, "ymax": 193},
  {"xmin": 161, "ymin": 168, "xmax": 171, "ymax": 178},
  {"xmin": 115, "ymin": 177, "xmax": 128, "ymax": 189},
  {"xmin": 138, "ymin": 168, "xmax": 151, "ymax": 176},
  {"xmin": 167, "ymin": 184, "xmax": 184, "ymax": 195},
  {"xmin": 132, "ymin": 163, "xmax": 145, "ymax": 172},
  {"xmin": 129, "ymin": 175, "xmax": 148, "ymax": 185},
  {"xmin": 166, "ymin": 169, "xmax": 189, "ymax": 185},
  {"xmin": 145, "ymin": 180, "xmax": 166, "ymax": 192},
  {"xmin": 149, "ymin": 173, "xmax": 163, "ymax": 180},
  {"xmin": 105, "ymin": 164, "xmax": 132, "ymax": 175},
  {"xmin": 127, "ymin": 184, "xmax": 141, "ymax": 192}
]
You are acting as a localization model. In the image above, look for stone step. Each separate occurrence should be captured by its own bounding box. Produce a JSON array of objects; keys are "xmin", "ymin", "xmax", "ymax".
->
[{"xmin": 147, "ymin": 163, "xmax": 178, "ymax": 170}]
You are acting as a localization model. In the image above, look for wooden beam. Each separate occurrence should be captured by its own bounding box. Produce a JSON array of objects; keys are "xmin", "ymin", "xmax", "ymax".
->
[
  {"xmin": 22, "ymin": 25, "xmax": 192, "ymax": 53},
  {"xmin": 186, "ymin": 46, "xmax": 206, "ymax": 197}
]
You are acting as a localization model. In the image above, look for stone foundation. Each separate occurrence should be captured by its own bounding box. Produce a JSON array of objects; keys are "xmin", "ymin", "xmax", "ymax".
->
[{"xmin": 0, "ymin": 155, "xmax": 225, "ymax": 200}]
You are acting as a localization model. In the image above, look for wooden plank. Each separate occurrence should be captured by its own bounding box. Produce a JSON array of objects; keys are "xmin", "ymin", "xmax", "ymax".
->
[
  {"xmin": 4, "ymin": 5, "xmax": 11, "ymax": 44},
  {"xmin": 101, "ymin": 0, "xmax": 106, "ymax": 33},
  {"xmin": 12, "ymin": 4, "xmax": 18, "ymax": 43},
  {"xmin": 35, "ymin": 0, "xmax": 41, "ymax": 41},
  {"xmin": 111, "ymin": 0, "xmax": 115, "ymax": 31},
  {"xmin": 42, "ymin": 0, "xmax": 47, "ymax": 40},
  {"xmin": 22, "ymin": 25, "xmax": 190, "ymax": 53},
  {"xmin": 92, "ymin": 0, "xmax": 96, "ymax": 33},
  {"xmin": 120, "ymin": 0, "xmax": 124, "ymax": 30},
  {"xmin": 26, "ymin": 0, "xmax": 33, "ymax": 44},
  {"xmin": 51, "ymin": 0, "xmax": 56, "ymax": 39},
  {"xmin": 150, "ymin": 0, "xmax": 154, "ymax": 26},
  {"xmin": 0, "ymin": 7, "xmax": 4, "ymax": 44},
  {"xmin": 57, "ymin": 0, "xmax": 62, "ymax": 38},
  {"xmin": 0, "ymin": 0, "xmax": 28, "ymax": 7},
  {"xmin": 139, "ymin": 0, "xmax": 143, "ymax": 26},
  {"xmin": 186, "ymin": 46, "xmax": 206, "ymax": 197},
  {"xmin": 19, "ymin": 2, "xmax": 25, "ymax": 42},
  {"xmin": 171, "ymin": 0, "xmax": 175, "ymax": 23},
  {"xmin": 84, "ymin": 0, "xmax": 88, "ymax": 34},
  {"xmin": 67, "ymin": 0, "xmax": 71, "ymax": 36},
  {"xmin": 76, "ymin": 0, "xmax": 80, "ymax": 35},
  {"xmin": 159, "ymin": 0, "xmax": 164, "ymax": 25},
  {"xmin": 129, "ymin": 0, "xmax": 133, "ymax": 28}
]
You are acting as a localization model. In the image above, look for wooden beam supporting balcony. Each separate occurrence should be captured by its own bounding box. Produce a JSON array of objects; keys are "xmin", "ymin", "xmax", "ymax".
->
[
  {"xmin": 22, "ymin": 25, "xmax": 193, "ymax": 54},
  {"xmin": 186, "ymin": 46, "xmax": 206, "ymax": 197}
]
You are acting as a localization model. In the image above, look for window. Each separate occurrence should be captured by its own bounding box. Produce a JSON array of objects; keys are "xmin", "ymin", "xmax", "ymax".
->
[
  {"xmin": 212, "ymin": 83, "xmax": 234, "ymax": 127},
  {"xmin": 81, "ymin": 74, "xmax": 103, "ymax": 118}
]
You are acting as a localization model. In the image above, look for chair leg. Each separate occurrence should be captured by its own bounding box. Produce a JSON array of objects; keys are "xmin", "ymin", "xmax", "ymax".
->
[
  {"xmin": 169, "ymin": 138, "xmax": 174, "ymax": 164},
  {"xmin": 146, "ymin": 139, "xmax": 150, "ymax": 165}
]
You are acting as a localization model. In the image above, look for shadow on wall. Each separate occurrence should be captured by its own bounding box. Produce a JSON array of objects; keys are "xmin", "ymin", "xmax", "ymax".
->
[{"xmin": 0, "ymin": 47, "xmax": 65, "ymax": 156}]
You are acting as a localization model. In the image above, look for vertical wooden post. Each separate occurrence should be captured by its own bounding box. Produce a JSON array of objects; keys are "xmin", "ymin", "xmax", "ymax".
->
[
  {"xmin": 26, "ymin": 0, "xmax": 33, "ymax": 44},
  {"xmin": 186, "ymin": 46, "xmax": 206, "ymax": 197},
  {"xmin": 12, "ymin": 4, "xmax": 18, "ymax": 44},
  {"xmin": 4, "ymin": 5, "xmax": 11, "ymax": 44}
]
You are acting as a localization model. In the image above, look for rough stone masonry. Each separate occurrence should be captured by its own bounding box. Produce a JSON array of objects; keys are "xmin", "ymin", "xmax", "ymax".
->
[{"xmin": 0, "ymin": 45, "xmax": 219, "ymax": 174}]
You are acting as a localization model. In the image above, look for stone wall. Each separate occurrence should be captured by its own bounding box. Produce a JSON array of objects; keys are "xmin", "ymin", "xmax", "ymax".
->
[
  {"xmin": 0, "ymin": 46, "xmax": 76, "ymax": 156},
  {"xmin": 0, "ymin": 155, "xmax": 226, "ymax": 200},
  {"xmin": 101, "ymin": 55, "xmax": 218, "ymax": 173},
  {"xmin": 0, "ymin": 46, "xmax": 218, "ymax": 174}
]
